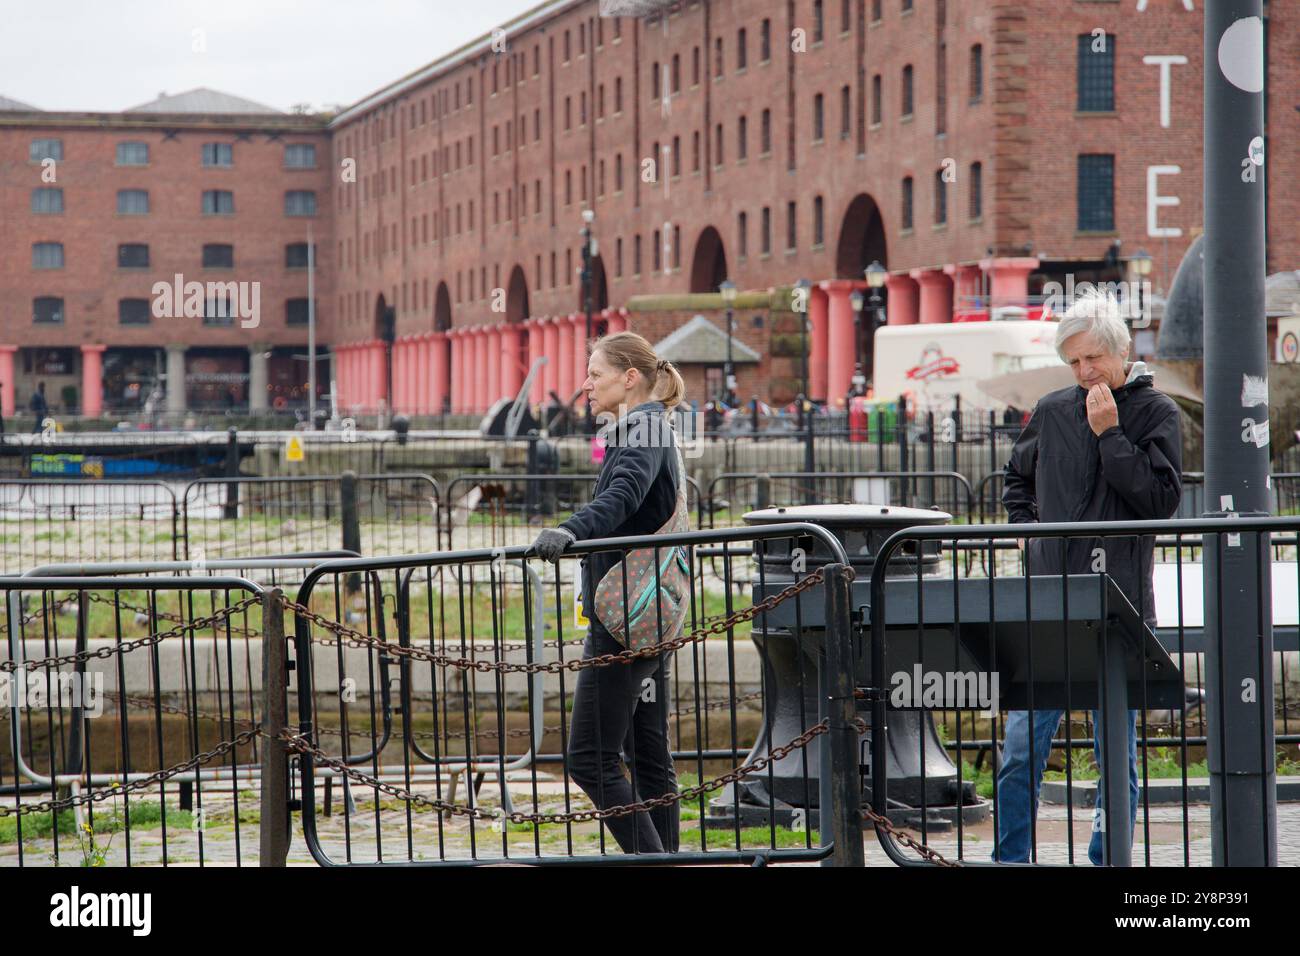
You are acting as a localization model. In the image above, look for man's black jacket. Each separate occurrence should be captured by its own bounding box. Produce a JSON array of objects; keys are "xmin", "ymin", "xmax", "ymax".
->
[
  {"xmin": 1002, "ymin": 367, "xmax": 1183, "ymax": 625},
  {"xmin": 560, "ymin": 401, "xmax": 681, "ymax": 620}
]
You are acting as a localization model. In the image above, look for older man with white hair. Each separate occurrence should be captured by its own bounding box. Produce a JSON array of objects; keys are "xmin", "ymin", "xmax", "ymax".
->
[{"xmin": 996, "ymin": 288, "xmax": 1183, "ymax": 865}]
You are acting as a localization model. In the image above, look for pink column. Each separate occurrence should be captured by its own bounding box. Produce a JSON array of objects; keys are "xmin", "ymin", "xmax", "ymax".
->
[
  {"xmin": 394, "ymin": 339, "xmax": 408, "ymax": 413},
  {"xmin": 572, "ymin": 314, "xmax": 588, "ymax": 392},
  {"xmin": 447, "ymin": 332, "xmax": 461, "ymax": 412},
  {"xmin": 501, "ymin": 324, "xmax": 523, "ymax": 398},
  {"xmin": 542, "ymin": 319, "xmax": 560, "ymax": 400},
  {"xmin": 808, "ymin": 287, "xmax": 830, "ymax": 402},
  {"xmin": 979, "ymin": 256, "xmax": 1040, "ymax": 311},
  {"xmin": 358, "ymin": 345, "xmax": 370, "ymax": 411},
  {"xmin": 607, "ymin": 309, "xmax": 628, "ymax": 334},
  {"xmin": 338, "ymin": 346, "xmax": 349, "ymax": 410},
  {"xmin": 0, "ymin": 346, "xmax": 14, "ymax": 418},
  {"xmin": 418, "ymin": 334, "xmax": 432, "ymax": 415},
  {"xmin": 487, "ymin": 326, "xmax": 503, "ymax": 407},
  {"xmin": 557, "ymin": 318, "xmax": 575, "ymax": 400},
  {"xmin": 944, "ymin": 263, "xmax": 985, "ymax": 320},
  {"xmin": 822, "ymin": 281, "xmax": 859, "ymax": 407},
  {"xmin": 884, "ymin": 274, "xmax": 920, "ymax": 326},
  {"xmin": 472, "ymin": 328, "xmax": 487, "ymax": 413},
  {"xmin": 527, "ymin": 321, "xmax": 543, "ymax": 405},
  {"xmin": 80, "ymin": 345, "xmax": 106, "ymax": 418},
  {"xmin": 404, "ymin": 338, "xmax": 418, "ymax": 413},
  {"xmin": 430, "ymin": 332, "xmax": 449, "ymax": 414},
  {"xmin": 457, "ymin": 330, "xmax": 470, "ymax": 413},
  {"xmin": 911, "ymin": 269, "xmax": 954, "ymax": 324}
]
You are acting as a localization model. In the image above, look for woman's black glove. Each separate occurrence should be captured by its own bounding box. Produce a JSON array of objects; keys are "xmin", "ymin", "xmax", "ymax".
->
[{"xmin": 530, "ymin": 527, "xmax": 576, "ymax": 562}]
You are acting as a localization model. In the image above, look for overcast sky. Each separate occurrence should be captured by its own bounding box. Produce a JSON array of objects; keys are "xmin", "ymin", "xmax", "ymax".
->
[{"xmin": 1, "ymin": 0, "xmax": 544, "ymax": 113}]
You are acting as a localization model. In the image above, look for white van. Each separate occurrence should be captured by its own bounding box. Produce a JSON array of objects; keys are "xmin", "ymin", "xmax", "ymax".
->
[{"xmin": 871, "ymin": 320, "xmax": 1063, "ymax": 410}]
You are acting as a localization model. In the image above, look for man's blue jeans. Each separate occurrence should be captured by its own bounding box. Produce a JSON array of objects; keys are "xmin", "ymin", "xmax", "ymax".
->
[{"xmin": 993, "ymin": 709, "xmax": 1139, "ymax": 865}]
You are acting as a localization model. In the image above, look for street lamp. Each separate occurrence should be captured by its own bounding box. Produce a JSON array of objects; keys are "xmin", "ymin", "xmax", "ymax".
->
[
  {"xmin": 580, "ymin": 209, "xmax": 596, "ymax": 346},
  {"xmin": 795, "ymin": 278, "xmax": 812, "ymax": 402},
  {"xmin": 719, "ymin": 279, "xmax": 737, "ymax": 407},
  {"xmin": 849, "ymin": 287, "xmax": 866, "ymax": 398},
  {"xmin": 864, "ymin": 260, "xmax": 887, "ymax": 390},
  {"xmin": 1130, "ymin": 247, "xmax": 1153, "ymax": 326}
]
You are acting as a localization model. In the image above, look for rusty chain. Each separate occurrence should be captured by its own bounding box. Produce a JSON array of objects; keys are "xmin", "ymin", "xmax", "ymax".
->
[
  {"xmin": 0, "ymin": 727, "xmax": 262, "ymax": 819},
  {"xmin": 280, "ymin": 719, "xmax": 829, "ymax": 827},
  {"xmin": 0, "ymin": 595, "xmax": 80, "ymax": 635},
  {"xmin": 281, "ymin": 569, "xmax": 827, "ymax": 676},
  {"xmin": 85, "ymin": 590, "xmax": 261, "ymax": 640},
  {"xmin": 0, "ymin": 597, "xmax": 259, "ymax": 674}
]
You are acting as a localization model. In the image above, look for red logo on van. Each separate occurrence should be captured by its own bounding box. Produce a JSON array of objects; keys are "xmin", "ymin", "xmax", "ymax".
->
[{"xmin": 906, "ymin": 346, "xmax": 960, "ymax": 382}]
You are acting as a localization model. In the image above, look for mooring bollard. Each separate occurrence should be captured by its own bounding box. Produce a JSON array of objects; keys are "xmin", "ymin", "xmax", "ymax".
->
[{"xmin": 259, "ymin": 588, "xmax": 290, "ymax": 867}]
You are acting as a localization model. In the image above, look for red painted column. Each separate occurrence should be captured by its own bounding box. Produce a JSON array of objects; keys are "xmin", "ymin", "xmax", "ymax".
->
[
  {"xmin": 430, "ymin": 332, "xmax": 449, "ymax": 415},
  {"xmin": 447, "ymin": 332, "xmax": 461, "ymax": 413},
  {"xmin": 557, "ymin": 317, "xmax": 575, "ymax": 401},
  {"xmin": 542, "ymin": 319, "xmax": 560, "ymax": 401},
  {"xmin": 458, "ymin": 330, "xmax": 471, "ymax": 413},
  {"xmin": 884, "ymin": 274, "xmax": 920, "ymax": 325},
  {"xmin": 80, "ymin": 345, "xmax": 106, "ymax": 418},
  {"xmin": 486, "ymin": 326, "xmax": 502, "ymax": 407},
  {"xmin": 358, "ymin": 344, "xmax": 370, "ymax": 412},
  {"xmin": 911, "ymin": 269, "xmax": 954, "ymax": 324},
  {"xmin": 808, "ymin": 286, "xmax": 830, "ymax": 402},
  {"xmin": 607, "ymin": 309, "xmax": 628, "ymax": 335},
  {"xmin": 394, "ymin": 339, "xmax": 407, "ymax": 413},
  {"xmin": 466, "ymin": 329, "xmax": 480, "ymax": 413},
  {"xmin": 979, "ymin": 256, "xmax": 1040, "ymax": 311},
  {"xmin": 572, "ymin": 314, "xmax": 589, "ymax": 393},
  {"xmin": 501, "ymin": 324, "xmax": 523, "ymax": 399},
  {"xmin": 0, "ymin": 346, "xmax": 15, "ymax": 419},
  {"xmin": 414, "ymin": 336, "xmax": 428, "ymax": 414},
  {"xmin": 342, "ymin": 345, "xmax": 353, "ymax": 410},
  {"xmin": 526, "ymin": 321, "xmax": 543, "ymax": 405},
  {"xmin": 944, "ymin": 263, "xmax": 985, "ymax": 320},
  {"xmin": 822, "ymin": 281, "xmax": 859, "ymax": 408}
]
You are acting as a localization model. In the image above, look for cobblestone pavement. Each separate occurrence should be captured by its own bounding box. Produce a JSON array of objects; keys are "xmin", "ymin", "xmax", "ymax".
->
[{"xmin": 3, "ymin": 777, "xmax": 1298, "ymax": 867}]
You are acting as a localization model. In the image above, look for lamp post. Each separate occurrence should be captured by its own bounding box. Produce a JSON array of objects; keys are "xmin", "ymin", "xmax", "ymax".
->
[
  {"xmin": 849, "ymin": 287, "xmax": 866, "ymax": 399},
  {"xmin": 864, "ymin": 260, "xmax": 887, "ymax": 390},
  {"xmin": 795, "ymin": 279, "xmax": 812, "ymax": 402},
  {"xmin": 580, "ymin": 209, "xmax": 596, "ymax": 345},
  {"xmin": 720, "ymin": 279, "xmax": 737, "ymax": 407},
  {"xmin": 1129, "ymin": 247, "xmax": 1153, "ymax": 328}
]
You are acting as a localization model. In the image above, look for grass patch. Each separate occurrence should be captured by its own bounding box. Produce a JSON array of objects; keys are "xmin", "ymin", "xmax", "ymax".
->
[{"xmin": 700, "ymin": 825, "xmax": 819, "ymax": 849}]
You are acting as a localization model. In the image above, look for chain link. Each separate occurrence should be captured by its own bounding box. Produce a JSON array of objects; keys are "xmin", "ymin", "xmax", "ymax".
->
[
  {"xmin": 0, "ymin": 728, "xmax": 262, "ymax": 819},
  {"xmin": 280, "ymin": 719, "xmax": 829, "ymax": 826},
  {"xmin": 0, "ymin": 597, "xmax": 259, "ymax": 674},
  {"xmin": 282, "ymin": 570, "xmax": 826, "ymax": 676}
]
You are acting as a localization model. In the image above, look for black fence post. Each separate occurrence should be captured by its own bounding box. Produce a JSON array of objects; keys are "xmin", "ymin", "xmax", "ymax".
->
[
  {"xmin": 223, "ymin": 427, "xmax": 239, "ymax": 519},
  {"xmin": 259, "ymin": 587, "xmax": 291, "ymax": 867},
  {"xmin": 821, "ymin": 563, "xmax": 864, "ymax": 867},
  {"xmin": 754, "ymin": 473, "xmax": 771, "ymax": 511},
  {"xmin": 340, "ymin": 470, "xmax": 362, "ymax": 594},
  {"xmin": 925, "ymin": 411, "xmax": 936, "ymax": 508}
]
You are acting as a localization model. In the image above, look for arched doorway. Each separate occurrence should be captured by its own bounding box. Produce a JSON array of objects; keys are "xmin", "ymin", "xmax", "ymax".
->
[
  {"xmin": 434, "ymin": 282, "xmax": 452, "ymax": 413},
  {"xmin": 835, "ymin": 195, "xmax": 889, "ymax": 387},
  {"xmin": 689, "ymin": 225, "xmax": 728, "ymax": 294},
  {"xmin": 577, "ymin": 254, "xmax": 609, "ymax": 315},
  {"xmin": 373, "ymin": 293, "xmax": 393, "ymax": 409}
]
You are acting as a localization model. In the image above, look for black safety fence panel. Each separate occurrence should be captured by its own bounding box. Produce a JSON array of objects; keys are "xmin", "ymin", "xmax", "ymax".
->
[
  {"xmin": 284, "ymin": 525, "xmax": 864, "ymax": 866},
  {"xmin": 862, "ymin": 516, "xmax": 1298, "ymax": 867}
]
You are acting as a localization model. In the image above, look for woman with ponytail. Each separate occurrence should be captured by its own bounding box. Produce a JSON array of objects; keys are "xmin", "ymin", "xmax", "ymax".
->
[{"xmin": 529, "ymin": 331, "xmax": 686, "ymax": 854}]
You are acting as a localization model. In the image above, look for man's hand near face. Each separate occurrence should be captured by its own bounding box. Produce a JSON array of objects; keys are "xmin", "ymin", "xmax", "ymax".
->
[{"xmin": 1086, "ymin": 383, "xmax": 1119, "ymax": 436}]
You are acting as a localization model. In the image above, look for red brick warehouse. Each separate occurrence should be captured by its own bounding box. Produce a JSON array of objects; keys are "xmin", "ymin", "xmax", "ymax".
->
[
  {"xmin": 2, "ymin": 0, "xmax": 1295, "ymax": 418},
  {"xmin": 0, "ymin": 90, "xmax": 333, "ymax": 419},
  {"xmin": 327, "ymin": 0, "xmax": 1296, "ymax": 415}
]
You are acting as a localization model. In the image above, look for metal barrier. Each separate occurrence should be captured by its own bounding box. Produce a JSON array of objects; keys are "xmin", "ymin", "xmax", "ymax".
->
[
  {"xmin": 706, "ymin": 471, "xmax": 975, "ymax": 526},
  {"xmin": 863, "ymin": 516, "xmax": 1298, "ymax": 867},
  {"xmin": 283, "ymin": 525, "xmax": 862, "ymax": 866},
  {"xmin": 440, "ymin": 473, "xmax": 704, "ymax": 551},
  {"xmin": 0, "ymin": 481, "xmax": 180, "ymax": 573},
  {"xmin": 180, "ymin": 473, "xmax": 440, "ymax": 562},
  {"xmin": 1, "ymin": 575, "xmax": 267, "ymax": 866}
]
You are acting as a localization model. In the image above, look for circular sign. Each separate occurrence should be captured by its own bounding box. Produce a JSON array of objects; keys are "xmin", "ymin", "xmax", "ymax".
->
[
  {"xmin": 1282, "ymin": 332, "xmax": 1299, "ymax": 363},
  {"xmin": 1249, "ymin": 136, "xmax": 1265, "ymax": 166}
]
